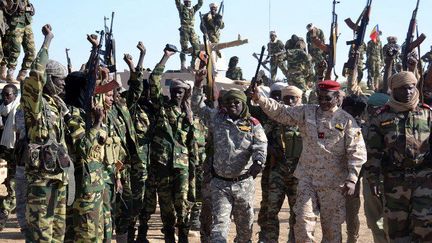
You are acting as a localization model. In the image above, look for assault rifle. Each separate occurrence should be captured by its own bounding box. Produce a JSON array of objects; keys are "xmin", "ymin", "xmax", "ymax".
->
[
  {"xmin": 199, "ymin": 12, "xmax": 216, "ymax": 107},
  {"xmin": 343, "ymin": 0, "xmax": 372, "ymax": 94},
  {"xmin": 402, "ymin": 0, "xmax": 426, "ymax": 71},
  {"xmin": 103, "ymin": 12, "xmax": 116, "ymax": 73},
  {"xmin": 312, "ymin": 0, "xmax": 339, "ymax": 80},
  {"xmin": 65, "ymin": 48, "xmax": 72, "ymax": 74},
  {"xmin": 249, "ymin": 46, "xmax": 265, "ymax": 92}
]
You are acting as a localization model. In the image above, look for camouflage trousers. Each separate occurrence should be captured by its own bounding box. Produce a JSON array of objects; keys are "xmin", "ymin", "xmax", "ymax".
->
[
  {"xmin": 210, "ymin": 176, "xmax": 255, "ymax": 243},
  {"xmin": 115, "ymin": 165, "xmax": 133, "ymax": 235},
  {"xmin": 190, "ymin": 157, "xmax": 204, "ymax": 230},
  {"xmin": 208, "ymin": 33, "xmax": 220, "ymax": 44},
  {"xmin": 261, "ymin": 161, "xmax": 298, "ymax": 242},
  {"xmin": 26, "ymin": 178, "xmax": 67, "ymax": 243},
  {"xmin": 1, "ymin": 23, "xmax": 35, "ymax": 70},
  {"xmin": 294, "ymin": 179, "xmax": 345, "ymax": 243},
  {"xmin": 257, "ymin": 163, "xmax": 272, "ymax": 240},
  {"xmin": 15, "ymin": 166, "xmax": 27, "ymax": 231},
  {"xmin": 0, "ymin": 147, "xmax": 16, "ymax": 216},
  {"xmin": 309, "ymin": 49, "xmax": 325, "ymax": 79},
  {"xmin": 346, "ymin": 180, "xmax": 361, "ymax": 243},
  {"xmin": 270, "ymin": 57, "xmax": 289, "ymax": 80},
  {"xmin": 179, "ymin": 27, "xmax": 200, "ymax": 68},
  {"xmin": 383, "ymin": 168, "xmax": 432, "ymax": 242},
  {"xmin": 362, "ymin": 177, "xmax": 388, "ymax": 243},
  {"xmin": 199, "ymin": 158, "xmax": 213, "ymax": 243},
  {"xmin": 103, "ymin": 182, "xmax": 115, "ymax": 242},
  {"xmin": 368, "ymin": 60, "xmax": 382, "ymax": 90}
]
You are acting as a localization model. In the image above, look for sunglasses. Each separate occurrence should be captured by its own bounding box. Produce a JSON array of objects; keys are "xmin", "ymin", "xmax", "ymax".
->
[
  {"xmin": 318, "ymin": 95, "xmax": 334, "ymax": 102},
  {"xmin": 224, "ymin": 99, "xmax": 241, "ymax": 105}
]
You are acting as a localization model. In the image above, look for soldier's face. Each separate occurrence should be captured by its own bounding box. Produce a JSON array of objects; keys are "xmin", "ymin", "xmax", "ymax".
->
[
  {"xmin": 392, "ymin": 84, "xmax": 416, "ymax": 103},
  {"xmin": 270, "ymin": 90, "xmax": 282, "ymax": 102},
  {"xmin": 270, "ymin": 34, "xmax": 276, "ymax": 42},
  {"xmin": 317, "ymin": 90, "xmax": 338, "ymax": 111},
  {"xmin": 52, "ymin": 76, "xmax": 66, "ymax": 97},
  {"xmin": 224, "ymin": 98, "xmax": 243, "ymax": 119},
  {"xmin": 184, "ymin": 0, "xmax": 191, "ymax": 7},
  {"xmin": 1, "ymin": 87, "xmax": 16, "ymax": 105},
  {"xmin": 104, "ymin": 91, "xmax": 114, "ymax": 109},
  {"xmin": 170, "ymin": 87, "xmax": 186, "ymax": 106},
  {"xmin": 283, "ymin": 95, "xmax": 300, "ymax": 107},
  {"xmin": 210, "ymin": 7, "xmax": 217, "ymax": 15}
]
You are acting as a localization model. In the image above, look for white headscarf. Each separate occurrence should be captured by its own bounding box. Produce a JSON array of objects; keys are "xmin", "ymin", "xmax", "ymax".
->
[{"xmin": 0, "ymin": 95, "xmax": 20, "ymax": 149}]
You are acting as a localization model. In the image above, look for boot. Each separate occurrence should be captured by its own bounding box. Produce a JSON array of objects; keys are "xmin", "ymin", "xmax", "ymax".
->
[
  {"xmin": 136, "ymin": 224, "xmax": 150, "ymax": 243},
  {"xmin": 16, "ymin": 69, "xmax": 28, "ymax": 82},
  {"xmin": 178, "ymin": 227, "xmax": 189, "ymax": 243},
  {"xmin": 127, "ymin": 225, "xmax": 136, "ymax": 243},
  {"xmin": 116, "ymin": 233, "xmax": 128, "ymax": 243},
  {"xmin": 0, "ymin": 65, "xmax": 6, "ymax": 81},
  {"xmin": 162, "ymin": 226, "xmax": 176, "ymax": 243},
  {"xmin": 0, "ymin": 210, "xmax": 8, "ymax": 231},
  {"xmin": 6, "ymin": 68, "xmax": 18, "ymax": 84}
]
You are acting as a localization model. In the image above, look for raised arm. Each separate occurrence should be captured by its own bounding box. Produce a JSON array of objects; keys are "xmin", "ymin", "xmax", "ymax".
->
[
  {"xmin": 194, "ymin": 0, "xmax": 203, "ymax": 12},
  {"xmin": 191, "ymin": 68, "xmax": 216, "ymax": 126},
  {"xmin": 149, "ymin": 47, "xmax": 176, "ymax": 108},
  {"xmin": 175, "ymin": 0, "xmax": 182, "ymax": 11}
]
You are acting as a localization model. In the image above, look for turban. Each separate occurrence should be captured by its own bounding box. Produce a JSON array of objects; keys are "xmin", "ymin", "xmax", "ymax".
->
[
  {"xmin": 170, "ymin": 79, "xmax": 191, "ymax": 90},
  {"xmin": 388, "ymin": 71, "xmax": 417, "ymax": 90},
  {"xmin": 46, "ymin": 60, "xmax": 67, "ymax": 79},
  {"xmin": 222, "ymin": 89, "xmax": 250, "ymax": 118},
  {"xmin": 209, "ymin": 3, "xmax": 218, "ymax": 8},
  {"xmin": 387, "ymin": 71, "xmax": 419, "ymax": 112},
  {"xmin": 270, "ymin": 82, "xmax": 288, "ymax": 92},
  {"xmin": 282, "ymin": 86, "xmax": 303, "ymax": 98}
]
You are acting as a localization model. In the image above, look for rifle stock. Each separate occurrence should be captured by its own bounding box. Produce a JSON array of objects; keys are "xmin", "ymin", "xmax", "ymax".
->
[{"xmin": 199, "ymin": 12, "xmax": 216, "ymax": 106}]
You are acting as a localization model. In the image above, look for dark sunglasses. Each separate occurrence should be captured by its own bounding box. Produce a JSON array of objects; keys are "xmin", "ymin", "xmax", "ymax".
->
[{"xmin": 318, "ymin": 95, "xmax": 334, "ymax": 102}]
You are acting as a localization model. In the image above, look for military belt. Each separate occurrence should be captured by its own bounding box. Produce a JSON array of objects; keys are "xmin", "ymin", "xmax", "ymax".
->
[{"xmin": 212, "ymin": 170, "xmax": 251, "ymax": 182}]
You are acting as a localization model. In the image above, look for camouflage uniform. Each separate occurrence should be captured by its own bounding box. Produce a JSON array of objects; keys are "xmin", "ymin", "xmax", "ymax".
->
[
  {"xmin": 226, "ymin": 67, "xmax": 243, "ymax": 80},
  {"xmin": 268, "ymin": 39, "xmax": 289, "ymax": 80},
  {"xmin": 365, "ymin": 104, "xmax": 432, "ymax": 242},
  {"xmin": 0, "ymin": 5, "xmax": 8, "ymax": 64},
  {"xmin": 201, "ymin": 11, "xmax": 224, "ymax": 43},
  {"xmin": 367, "ymin": 39, "xmax": 384, "ymax": 90},
  {"xmin": 285, "ymin": 49, "xmax": 313, "ymax": 100},
  {"xmin": 175, "ymin": 0, "xmax": 203, "ymax": 68},
  {"xmin": 260, "ymin": 120, "xmax": 302, "ymax": 242},
  {"xmin": 21, "ymin": 45, "xmax": 69, "ymax": 242},
  {"xmin": 146, "ymin": 63, "xmax": 195, "ymax": 241},
  {"xmin": 306, "ymin": 27, "xmax": 325, "ymax": 76},
  {"xmin": 2, "ymin": 0, "xmax": 35, "ymax": 76},
  {"xmin": 257, "ymin": 97, "xmax": 366, "ymax": 243},
  {"xmin": 421, "ymin": 50, "xmax": 432, "ymax": 67},
  {"xmin": 192, "ymin": 88, "xmax": 268, "ymax": 243}
]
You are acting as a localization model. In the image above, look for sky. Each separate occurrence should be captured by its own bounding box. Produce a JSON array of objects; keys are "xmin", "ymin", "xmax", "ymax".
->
[{"xmin": 26, "ymin": 0, "xmax": 432, "ymax": 81}]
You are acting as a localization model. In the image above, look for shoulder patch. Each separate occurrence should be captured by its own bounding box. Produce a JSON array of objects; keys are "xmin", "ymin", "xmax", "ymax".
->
[
  {"xmin": 375, "ymin": 104, "xmax": 390, "ymax": 115},
  {"xmin": 250, "ymin": 117, "xmax": 260, "ymax": 126}
]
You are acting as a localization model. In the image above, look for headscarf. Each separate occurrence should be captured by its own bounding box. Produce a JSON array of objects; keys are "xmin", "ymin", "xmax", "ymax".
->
[
  {"xmin": 170, "ymin": 79, "xmax": 193, "ymax": 123},
  {"xmin": 45, "ymin": 60, "xmax": 67, "ymax": 96},
  {"xmin": 387, "ymin": 71, "xmax": 419, "ymax": 112},
  {"xmin": 281, "ymin": 85, "xmax": 303, "ymax": 98},
  {"xmin": 270, "ymin": 82, "xmax": 288, "ymax": 92},
  {"xmin": 222, "ymin": 89, "xmax": 250, "ymax": 118}
]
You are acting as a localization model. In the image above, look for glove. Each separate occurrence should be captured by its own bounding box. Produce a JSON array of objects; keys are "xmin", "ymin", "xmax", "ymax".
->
[
  {"xmin": 248, "ymin": 161, "xmax": 263, "ymax": 179},
  {"xmin": 342, "ymin": 180, "xmax": 356, "ymax": 197}
]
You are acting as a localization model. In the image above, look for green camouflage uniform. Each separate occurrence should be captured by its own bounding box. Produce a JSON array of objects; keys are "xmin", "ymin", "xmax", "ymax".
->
[
  {"xmin": 346, "ymin": 42, "xmax": 366, "ymax": 84},
  {"xmin": 367, "ymin": 40, "xmax": 384, "ymax": 90},
  {"xmin": 366, "ymin": 104, "xmax": 432, "ymax": 242},
  {"xmin": 225, "ymin": 67, "xmax": 243, "ymax": 80},
  {"xmin": 22, "ymin": 46, "xmax": 68, "ymax": 242},
  {"xmin": 268, "ymin": 39, "xmax": 289, "ymax": 80},
  {"xmin": 146, "ymin": 63, "xmax": 195, "ymax": 241},
  {"xmin": 285, "ymin": 49, "xmax": 313, "ymax": 101},
  {"xmin": 0, "ymin": 5, "xmax": 8, "ymax": 64},
  {"xmin": 421, "ymin": 50, "xmax": 432, "ymax": 66},
  {"xmin": 175, "ymin": 0, "xmax": 203, "ymax": 68},
  {"xmin": 2, "ymin": 0, "xmax": 35, "ymax": 71},
  {"xmin": 201, "ymin": 11, "xmax": 224, "ymax": 43},
  {"xmin": 306, "ymin": 27, "xmax": 325, "ymax": 77}
]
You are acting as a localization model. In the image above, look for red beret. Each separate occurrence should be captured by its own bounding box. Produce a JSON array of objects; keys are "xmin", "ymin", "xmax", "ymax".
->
[{"xmin": 317, "ymin": 80, "xmax": 341, "ymax": 91}]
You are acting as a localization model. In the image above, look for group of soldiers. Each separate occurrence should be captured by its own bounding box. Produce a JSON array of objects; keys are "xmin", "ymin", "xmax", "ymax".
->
[{"xmin": 0, "ymin": 1, "xmax": 432, "ymax": 243}]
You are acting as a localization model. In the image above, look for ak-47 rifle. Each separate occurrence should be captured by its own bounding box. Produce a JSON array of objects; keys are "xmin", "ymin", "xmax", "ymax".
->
[
  {"xmin": 402, "ymin": 0, "xmax": 426, "ymax": 71},
  {"xmin": 343, "ymin": 0, "xmax": 372, "ymax": 94},
  {"xmin": 65, "ymin": 48, "xmax": 72, "ymax": 74},
  {"xmin": 312, "ymin": 0, "xmax": 339, "ymax": 80},
  {"xmin": 103, "ymin": 12, "xmax": 116, "ymax": 73},
  {"xmin": 249, "ymin": 46, "xmax": 266, "ymax": 91},
  {"xmin": 199, "ymin": 12, "xmax": 216, "ymax": 107}
]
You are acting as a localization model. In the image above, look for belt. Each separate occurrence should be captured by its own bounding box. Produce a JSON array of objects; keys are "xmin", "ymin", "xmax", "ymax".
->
[{"xmin": 211, "ymin": 168, "xmax": 250, "ymax": 182}]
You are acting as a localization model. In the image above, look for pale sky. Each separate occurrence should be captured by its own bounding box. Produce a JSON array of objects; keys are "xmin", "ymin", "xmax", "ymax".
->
[{"xmin": 26, "ymin": 0, "xmax": 432, "ymax": 81}]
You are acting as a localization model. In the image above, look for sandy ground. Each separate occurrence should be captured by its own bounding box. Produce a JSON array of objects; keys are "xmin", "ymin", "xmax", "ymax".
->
[{"xmin": 0, "ymin": 176, "xmax": 374, "ymax": 243}]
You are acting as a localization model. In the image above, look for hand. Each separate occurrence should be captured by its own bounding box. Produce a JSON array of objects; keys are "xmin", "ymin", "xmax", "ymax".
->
[
  {"xmin": 248, "ymin": 161, "xmax": 263, "ymax": 179},
  {"xmin": 251, "ymin": 82, "xmax": 260, "ymax": 102},
  {"xmin": 137, "ymin": 41, "xmax": 146, "ymax": 54},
  {"xmin": 116, "ymin": 178, "xmax": 123, "ymax": 193},
  {"xmin": 342, "ymin": 180, "xmax": 356, "ymax": 197},
  {"xmin": 92, "ymin": 104, "xmax": 105, "ymax": 127},
  {"xmin": 194, "ymin": 68, "xmax": 207, "ymax": 87},
  {"xmin": 87, "ymin": 34, "xmax": 99, "ymax": 48},
  {"xmin": 369, "ymin": 182, "xmax": 382, "ymax": 197},
  {"xmin": 42, "ymin": 24, "xmax": 53, "ymax": 37},
  {"xmin": 123, "ymin": 53, "xmax": 134, "ymax": 69},
  {"xmin": 99, "ymin": 67, "xmax": 110, "ymax": 82},
  {"xmin": 163, "ymin": 47, "xmax": 176, "ymax": 57}
]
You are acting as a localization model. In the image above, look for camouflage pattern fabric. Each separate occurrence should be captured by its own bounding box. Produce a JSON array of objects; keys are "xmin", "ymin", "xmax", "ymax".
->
[
  {"xmin": 268, "ymin": 39, "xmax": 288, "ymax": 80},
  {"xmin": 201, "ymin": 12, "xmax": 224, "ymax": 43},
  {"xmin": 256, "ymin": 162, "xmax": 271, "ymax": 240},
  {"xmin": 306, "ymin": 27, "xmax": 326, "ymax": 74},
  {"xmin": 257, "ymin": 97, "xmax": 367, "ymax": 242},
  {"xmin": 421, "ymin": 51, "xmax": 432, "ymax": 65},
  {"xmin": 346, "ymin": 42, "xmax": 366, "ymax": 84},
  {"xmin": 285, "ymin": 48, "xmax": 314, "ymax": 101},
  {"xmin": 367, "ymin": 39, "xmax": 384, "ymax": 90},
  {"xmin": 225, "ymin": 67, "xmax": 243, "ymax": 80},
  {"xmin": 0, "ymin": 147, "xmax": 15, "ymax": 216},
  {"xmin": 365, "ymin": 104, "xmax": 432, "ymax": 242},
  {"xmin": 346, "ymin": 181, "xmax": 361, "ymax": 243}
]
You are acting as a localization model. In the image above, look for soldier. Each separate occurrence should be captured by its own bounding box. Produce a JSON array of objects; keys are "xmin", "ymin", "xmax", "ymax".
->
[
  {"xmin": 253, "ymin": 80, "xmax": 367, "ymax": 242},
  {"xmin": 306, "ymin": 23, "xmax": 325, "ymax": 77},
  {"xmin": 260, "ymin": 85, "xmax": 303, "ymax": 242},
  {"xmin": 421, "ymin": 45, "xmax": 432, "ymax": 68},
  {"xmin": 175, "ymin": 0, "xmax": 203, "ymax": 71},
  {"xmin": 1, "ymin": 0, "xmax": 35, "ymax": 83},
  {"xmin": 0, "ymin": 2, "xmax": 8, "ymax": 72},
  {"xmin": 0, "ymin": 84, "xmax": 20, "ymax": 230},
  {"xmin": 200, "ymin": 3, "xmax": 224, "ymax": 44},
  {"xmin": 266, "ymin": 31, "xmax": 289, "ymax": 80},
  {"xmin": 366, "ymin": 71, "xmax": 432, "ymax": 242},
  {"xmin": 367, "ymin": 34, "xmax": 384, "ymax": 91},
  {"xmin": 22, "ymin": 24, "xmax": 71, "ymax": 242},
  {"xmin": 382, "ymin": 36, "xmax": 401, "ymax": 90},
  {"xmin": 192, "ymin": 73, "xmax": 268, "ymax": 242},
  {"xmin": 226, "ymin": 56, "xmax": 243, "ymax": 80}
]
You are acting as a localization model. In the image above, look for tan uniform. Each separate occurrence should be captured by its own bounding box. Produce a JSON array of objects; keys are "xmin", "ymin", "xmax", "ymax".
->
[{"xmin": 257, "ymin": 96, "xmax": 367, "ymax": 242}]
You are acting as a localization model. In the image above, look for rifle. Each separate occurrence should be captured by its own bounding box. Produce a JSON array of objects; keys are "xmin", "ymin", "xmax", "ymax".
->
[
  {"xmin": 402, "ymin": 0, "xmax": 426, "ymax": 71},
  {"xmin": 343, "ymin": 0, "xmax": 372, "ymax": 94},
  {"xmin": 199, "ymin": 12, "xmax": 216, "ymax": 107},
  {"xmin": 65, "ymin": 48, "xmax": 72, "ymax": 74},
  {"xmin": 249, "ymin": 46, "xmax": 265, "ymax": 90},
  {"xmin": 218, "ymin": 1, "xmax": 224, "ymax": 16},
  {"xmin": 103, "ymin": 12, "xmax": 116, "ymax": 73},
  {"xmin": 252, "ymin": 53, "xmax": 270, "ymax": 72},
  {"xmin": 312, "ymin": 0, "xmax": 339, "ymax": 80}
]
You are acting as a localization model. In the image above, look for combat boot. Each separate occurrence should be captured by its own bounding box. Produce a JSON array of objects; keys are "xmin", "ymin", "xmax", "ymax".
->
[
  {"xmin": 0, "ymin": 65, "xmax": 7, "ymax": 81},
  {"xmin": 178, "ymin": 227, "xmax": 189, "ymax": 243},
  {"xmin": 127, "ymin": 225, "xmax": 136, "ymax": 243},
  {"xmin": 135, "ymin": 224, "xmax": 150, "ymax": 243},
  {"xmin": 116, "ymin": 232, "xmax": 128, "ymax": 243},
  {"xmin": 162, "ymin": 226, "xmax": 176, "ymax": 243},
  {"xmin": 0, "ymin": 210, "xmax": 8, "ymax": 231},
  {"xmin": 6, "ymin": 68, "xmax": 18, "ymax": 84},
  {"xmin": 16, "ymin": 69, "xmax": 28, "ymax": 82}
]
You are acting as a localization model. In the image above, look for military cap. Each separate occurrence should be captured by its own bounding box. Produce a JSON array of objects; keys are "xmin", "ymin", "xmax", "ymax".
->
[{"xmin": 317, "ymin": 80, "xmax": 341, "ymax": 91}]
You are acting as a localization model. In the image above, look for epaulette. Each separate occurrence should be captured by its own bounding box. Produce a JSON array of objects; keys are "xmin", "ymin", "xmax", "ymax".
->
[
  {"xmin": 249, "ymin": 117, "xmax": 260, "ymax": 126},
  {"xmin": 419, "ymin": 103, "xmax": 432, "ymax": 111},
  {"xmin": 375, "ymin": 104, "xmax": 390, "ymax": 115}
]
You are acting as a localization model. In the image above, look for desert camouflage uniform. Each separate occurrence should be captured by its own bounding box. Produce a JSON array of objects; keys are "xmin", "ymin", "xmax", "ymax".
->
[
  {"xmin": 268, "ymin": 39, "xmax": 288, "ymax": 80},
  {"xmin": 306, "ymin": 27, "xmax": 325, "ymax": 76},
  {"xmin": 192, "ymin": 87, "xmax": 268, "ymax": 243},
  {"xmin": 22, "ymin": 45, "xmax": 69, "ymax": 242},
  {"xmin": 285, "ymin": 49, "xmax": 313, "ymax": 100},
  {"xmin": 175, "ymin": 0, "xmax": 203, "ymax": 68},
  {"xmin": 2, "ymin": 0, "xmax": 35, "ymax": 72},
  {"xmin": 367, "ymin": 39, "xmax": 384, "ymax": 90},
  {"xmin": 365, "ymin": 104, "xmax": 432, "ymax": 242},
  {"xmin": 201, "ymin": 11, "xmax": 224, "ymax": 43},
  {"xmin": 226, "ymin": 67, "xmax": 243, "ymax": 80},
  {"xmin": 257, "ymin": 97, "xmax": 366, "ymax": 243}
]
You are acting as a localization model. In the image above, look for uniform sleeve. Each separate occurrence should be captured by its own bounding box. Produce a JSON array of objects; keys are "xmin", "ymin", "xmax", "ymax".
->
[
  {"xmin": 126, "ymin": 69, "xmax": 144, "ymax": 110},
  {"xmin": 363, "ymin": 116, "xmax": 384, "ymax": 185},
  {"xmin": 175, "ymin": 0, "xmax": 181, "ymax": 11},
  {"xmin": 252, "ymin": 123, "xmax": 268, "ymax": 163},
  {"xmin": 194, "ymin": 0, "xmax": 203, "ymax": 12},
  {"xmin": 149, "ymin": 63, "xmax": 165, "ymax": 109},
  {"xmin": 257, "ymin": 96, "xmax": 304, "ymax": 126},
  {"xmin": 191, "ymin": 86, "xmax": 215, "ymax": 127},
  {"xmin": 65, "ymin": 108, "xmax": 86, "ymax": 146},
  {"xmin": 344, "ymin": 119, "xmax": 367, "ymax": 184}
]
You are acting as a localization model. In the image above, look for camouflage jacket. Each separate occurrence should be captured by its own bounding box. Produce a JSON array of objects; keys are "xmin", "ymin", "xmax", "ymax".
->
[
  {"xmin": 175, "ymin": 0, "xmax": 203, "ymax": 30},
  {"xmin": 149, "ymin": 63, "xmax": 195, "ymax": 169},
  {"xmin": 5, "ymin": 0, "xmax": 32, "ymax": 27},
  {"xmin": 22, "ymin": 46, "xmax": 68, "ymax": 182},
  {"xmin": 264, "ymin": 120, "xmax": 302, "ymax": 162},
  {"xmin": 367, "ymin": 40, "xmax": 384, "ymax": 64},
  {"xmin": 258, "ymin": 97, "xmax": 366, "ymax": 187},
  {"xmin": 365, "ymin": 105, "xmax": 432, "ymax": 184},
  {"xmin": 226, "ymin": 67, "xmax": 243, "ymax": 80},
  {"xmin": 421, "ymin": 51, "xmax": 432, "ymax": 64},
  {"xmin": 306, "ymin": 28, "xmax": 325, "ymax": 51},
  {"xmin": 192, "ymin": 87, "xmax": 268, "ymax": 178},
  {"xmin": 285, "ymin": 49, "xmax": 313, "ymax": 76},
  {"xmin": 104, "ymin": 108, "xmax": 126, "ymax": 184},
  {"xmin": 201, "ymin": 12, "xmax": 224, "ymax": 37},
  {"xmin": 267, "ymin": 39, "xmax": 285, "ymax": 61}
]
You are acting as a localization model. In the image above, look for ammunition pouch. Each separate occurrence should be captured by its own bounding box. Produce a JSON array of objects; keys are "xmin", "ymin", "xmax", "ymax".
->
[{"xmin": 27, "ymin": 140, "xmax": 71, "ymax": 174}]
